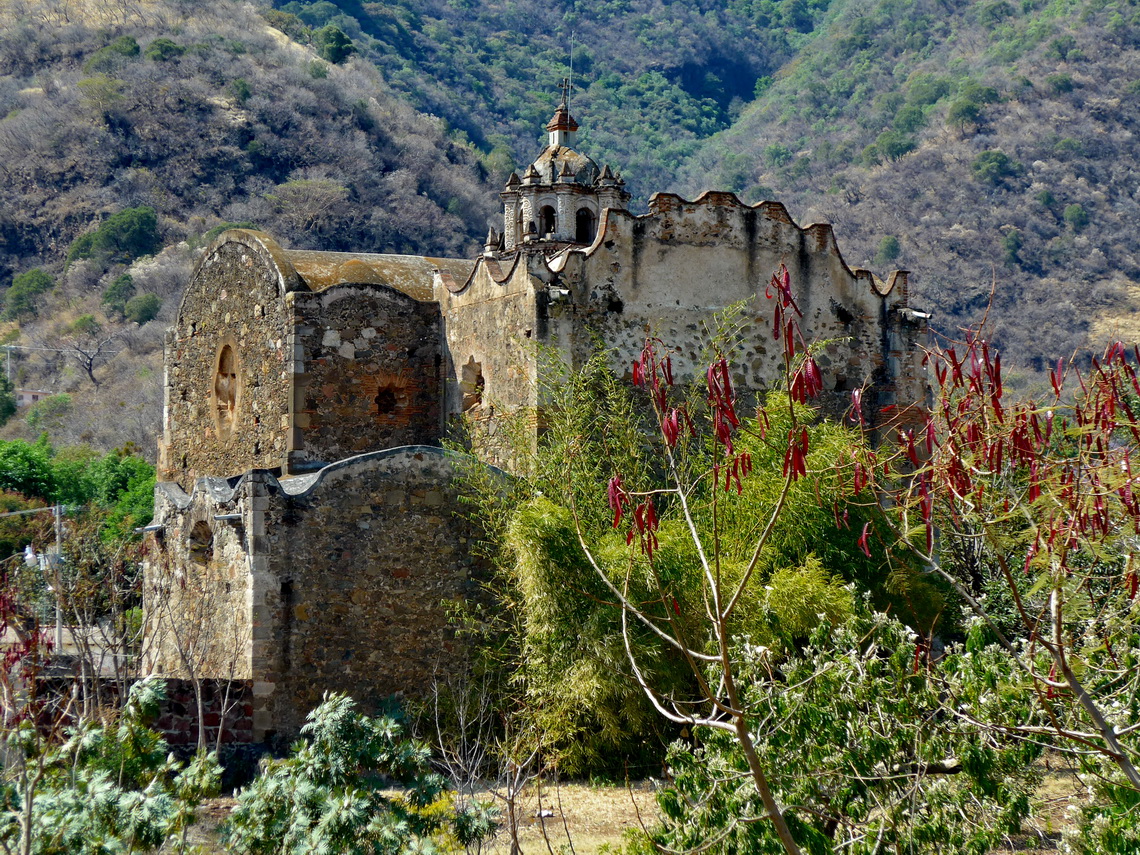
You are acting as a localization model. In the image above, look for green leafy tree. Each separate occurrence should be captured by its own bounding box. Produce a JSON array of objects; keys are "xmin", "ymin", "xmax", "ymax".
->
[
  {"xmin": 101, "ymin": 272, "xmax": 135, "ymax": 316},
  {"xmin": 144, "ymin": 37, "xmax": 186, "ymax": 61},
  {"xmin": 313, "ymin": 24, "xmax": 355, "ymax": 64},
  {"xmin": 971, "ymin": 150, "xmax": 1019, "ymax": 185},
  {"xmin": 0, "ymin": 374, "xmax": 16, "ymax": 427},
  {"xmin": 648, "ymin": 609, "xmax": 1041, "ymax": 854},
  {"xmin": 1064, "ymin": 202, "xmax": 1089, "ymax": 230},
  {"xmin": 1001, "ymin": 228, "xmax": 1023, "ymax": 265},
  {"xmin": 67, "ymin": 207, "xmax": 162, "ymax": 268},
  {"xmin": 225, "ymin": 694, "xmax": 496, "ymax": 855},
  {"xmin": 124, "ymin": 293, "xmax": 161, "ymax": 324},
  {"xmin": 874, "ymin": 234, "xmax": 901, "ymax": 265},
  {"xmin": 82, "ymin": 35, "xmax": 140, "ymax": 73},
  {"xmin": 4, "ymin": 269, "xmax": 54, "ymax": 320},
  {"xmin": 25, "ymin": 395, "xmax": 72, "ymax": 433}
]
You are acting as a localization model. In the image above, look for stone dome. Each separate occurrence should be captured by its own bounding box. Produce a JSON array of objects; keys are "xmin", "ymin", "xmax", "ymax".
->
[{"xmin": 529, "ymin": 144, "xmax": 600, "ymax": 186}]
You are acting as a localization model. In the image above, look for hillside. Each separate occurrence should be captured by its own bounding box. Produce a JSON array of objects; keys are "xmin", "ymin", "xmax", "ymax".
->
[
  {"xmin": 2, "ymin": 0, "xmax": 1139, "ymax": 454},
  {"xmin": 679, "ymin": 0, "xmax": 1140, "ymax": 372},
  {"xmin": 0, "ymin": 0, "xmax": 498, "ymax": 453}
]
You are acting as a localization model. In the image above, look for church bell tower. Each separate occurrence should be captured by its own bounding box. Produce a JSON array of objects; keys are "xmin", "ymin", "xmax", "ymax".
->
[{"xmin": 497, "ymin": 79, "xmax": 630, "ymax": 252}]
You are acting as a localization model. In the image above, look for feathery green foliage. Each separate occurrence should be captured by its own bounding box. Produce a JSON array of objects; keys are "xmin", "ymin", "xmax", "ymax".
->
[
  {"xmin": 225, "ymin": 694, "xmax": 497, "ymax": 855},
  {"xmin": 647, "ymin": 608, "xmax": 1042, "ymax": 854},
  {"xmin": 0, "ymin": 680, "xmax": 220, "ymax": 855}
]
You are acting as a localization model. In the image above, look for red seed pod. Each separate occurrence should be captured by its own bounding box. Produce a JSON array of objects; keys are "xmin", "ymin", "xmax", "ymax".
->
[{"xmin": 858, "ymin": 522, "xmax": 872, "ymax": 558}]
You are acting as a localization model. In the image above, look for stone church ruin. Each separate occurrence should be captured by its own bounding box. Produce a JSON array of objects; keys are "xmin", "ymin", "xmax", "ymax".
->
[{"xmin": 143, "ymin": 91, "xmax": 930, "ymax": 741}]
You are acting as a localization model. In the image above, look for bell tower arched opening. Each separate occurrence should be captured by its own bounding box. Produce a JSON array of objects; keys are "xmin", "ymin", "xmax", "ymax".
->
[{"xmin": 575, "ymin": 208, "xmax": 597, "ymax": 244}]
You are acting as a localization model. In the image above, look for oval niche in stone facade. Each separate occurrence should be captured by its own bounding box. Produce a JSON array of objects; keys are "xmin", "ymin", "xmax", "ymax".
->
[{"xmin": 212, "ymin": 339, "xmax": 241, "ymax": 441}]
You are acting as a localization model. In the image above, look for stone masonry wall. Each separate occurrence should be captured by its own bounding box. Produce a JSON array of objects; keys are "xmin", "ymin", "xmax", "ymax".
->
[
  {"xmin": 144, "ymin": 479, "xmax": 254, "ymax": 682},
  {"xmin": 252, "ymin": 448, "xmax": 489, "ymax": 740},
  {"xmin": 161, "ymin": 232, "xmax": 293, "ymax": 488},
  {"xmin": 288, "ymin": 286, "xmax": 442, "ymax": 471},
  {"xmin": 439, "ymin": 256, "xmax": 543, "ymax": 465},
  {"xmin": 558, "ymin": 193, "xmax": 927, "ymax": 428}
]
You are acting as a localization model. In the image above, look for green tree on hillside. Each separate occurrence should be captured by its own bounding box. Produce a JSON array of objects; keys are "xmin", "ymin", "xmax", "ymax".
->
[
  {"xmin": 313, "ymin": 24, "xmax": 355, "ymax": 64},
  {"xmin": 3, "ymin": 269, "xmax": 54, "ymax": 320},
  {"xmin": 67, "ymin": 207, "xmax": 162, "ymax": 268}
]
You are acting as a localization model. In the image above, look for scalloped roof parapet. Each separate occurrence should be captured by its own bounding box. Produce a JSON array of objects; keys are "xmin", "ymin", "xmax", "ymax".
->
[{"xmin": 637, "ymin": 192, "xmax": 906, "ymax": 297}]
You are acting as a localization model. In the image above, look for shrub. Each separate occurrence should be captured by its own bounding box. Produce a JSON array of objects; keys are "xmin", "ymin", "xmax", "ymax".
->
[
  {"xmin": 764, "ymin": 143, "xmax": 793, "ymax": 167},
  {"xmin": 26, "ymin": 394, "xmax": 72, "ymax": 432},
  {"xmin": 313, "ymin": 24, "xmax": 355, "ymax": 64},
  {"xmin": 4, "ymin": 268, "xmax": 54, "ymax": 320},
  {"xmin": 971, "ymin": 149, "xmax": 1019, "ymax": 185},
  {"xmin": 83, "ymin": 35, "xmax": 140, "ymax": 73},
  {"xmin": 124, "ymin": 293, "xmax": 161, "ymax": 324},
  {"xmin": 261, "ymin": 8, "xmax": 311, "ymax": 41},
  {"xmin": 1046, "ymin": 72, "xmax": 1074, "ymax": 93},
  {"xmin": 1064, "ymin": 203, "xmax": 1089, "ymax": 230},
  {"xmin": 1002, "ymin": 228, "xmax": 1023, "ymax": 264},
  {"xmin": 0, "ymin": 375, "xmax": 15, "ymax": 427},
  {"xmin": 224, "ymin": 694, "xmax": 496, "ymax": 855},
  {"xmin": 230, "ymin": 77, "xmax": 251, "ymax": 103},
  {"xmin": 67, "ymin": 206, "xmax": 162, "ymax": 267},
  {"xmin": 946, "ymin": 98, "xmax": 982, "ymax": 128},
  {"xmin": 875, "ymin": 234, "xmax": 901, "ymax": 265},
  {"xmin": 102, "ymin": 272, "xmax": 135, "ymax": 316},
  {"xmin": 145, "ymin": 37, "xmax": 186, "ymax": 61}
]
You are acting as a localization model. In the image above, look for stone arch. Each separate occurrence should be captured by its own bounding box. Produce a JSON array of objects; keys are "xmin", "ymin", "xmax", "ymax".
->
[
  {"xmin": 539, "ymin": 205, "xmax": 557, "ymax": 237},
  {"xmin": 575, "ymin": 207, "xmax": 597, "ymax": 244}
]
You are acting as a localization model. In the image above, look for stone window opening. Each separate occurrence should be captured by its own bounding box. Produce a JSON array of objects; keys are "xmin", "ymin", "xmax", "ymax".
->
[
  {"xmin": 539, "ymin": 205, "xmax": 556, "ymax": 237},
  {"xmin": 461, "ymin": 356, "xmax": 485, "ymax": 412},
  {"xmin": 372, "ymin": 373, "xmax": 411, "ymax": 420},
  {"xmin": 576, "ymin": 208, "xmax": 596, "ymax": 244},
  {"xmin": 188, "ymin": 521, "xmax": 214, "ymax": 565},
  {"xmin": 213, "ymin": 343, "xmax": 239, "ymax": 440}
]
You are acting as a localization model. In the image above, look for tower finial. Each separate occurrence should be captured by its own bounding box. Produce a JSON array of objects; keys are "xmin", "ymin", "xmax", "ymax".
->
[{"xmin": 558, "ymin": 77, "xmax": 572, "ymax": 107}]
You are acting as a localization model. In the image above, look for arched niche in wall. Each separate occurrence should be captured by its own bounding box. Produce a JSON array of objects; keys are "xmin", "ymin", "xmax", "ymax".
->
[
  {"xmin": 372, "ymin": 371, "xmax": 412, "ymax": 421},
  {"xmin": 189, "ymin": 520, "xmax": 214, "ymax": 566},
  {"xmin": 211, "ymin": 338, "xmax": 241, "ymax": 441}
]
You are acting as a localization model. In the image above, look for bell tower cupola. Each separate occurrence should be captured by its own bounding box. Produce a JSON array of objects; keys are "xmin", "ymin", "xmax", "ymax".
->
[{"xmin": 499, "ymin": 79, "xmax": 630, "ymax": 252}]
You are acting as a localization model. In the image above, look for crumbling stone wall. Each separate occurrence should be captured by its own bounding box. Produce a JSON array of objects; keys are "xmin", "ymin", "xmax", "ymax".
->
[
  {"xmin": 160, "ymin": 232, "xmax": 293, "ymax": 488},
  {"xmin": 288, "ymin": 286, "xmax": 442, "ymax": 471},
  {"xmin": 254, "ymin": 447, "xmax": 489, "ymax": 739},
  {"xmin": 438, "ymin": 256, "xmax": 544, "ymax": 463},
  {"xmin": 144, "ymin": 479, "xmax": 255, "ymax": 683},
  {"xmin": 145, "ymin": 448, "xmax": 492, "ymax": 741}
]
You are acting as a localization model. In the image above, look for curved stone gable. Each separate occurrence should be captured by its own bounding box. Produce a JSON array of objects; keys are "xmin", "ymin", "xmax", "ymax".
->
[{"xmin": 161, "ymin": 233, "xmax": 294, "ymax": 486}]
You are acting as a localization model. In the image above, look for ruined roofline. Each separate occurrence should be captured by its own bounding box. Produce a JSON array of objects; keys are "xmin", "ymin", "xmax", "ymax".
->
[
  {"xmin": 466, "ymin": 192, "xmax": 912, "ymax": 301},
  {"xmin": 636, "ymin": 191, "xmax": 911, "ymax": 300},
  {"xmin": 155, "ymin": 445, "xmax": 506, "ymax": 509},
  {"xmin": 452, "ymin": 248, "xmax": 528, "ymax": 293},
  {"xmin": 183, "ymin": 229, "xmax": 473, "ymax": 310}
]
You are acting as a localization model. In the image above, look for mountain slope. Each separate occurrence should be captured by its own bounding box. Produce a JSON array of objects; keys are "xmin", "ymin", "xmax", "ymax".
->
[{"xmin": 679, "ymin": 0, "xmax": 1140, "ymax": 369}]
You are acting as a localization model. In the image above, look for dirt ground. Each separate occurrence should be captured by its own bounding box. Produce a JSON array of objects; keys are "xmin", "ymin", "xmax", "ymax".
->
[{"xmin": 186, "ymin": 765, "xmax": 1090, "ymax": 854}]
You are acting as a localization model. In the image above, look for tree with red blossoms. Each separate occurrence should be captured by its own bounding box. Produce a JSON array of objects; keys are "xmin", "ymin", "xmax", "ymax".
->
[{"xmin": 852, "ymin": 332, "xmax": 1140, "ymax": 798}]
